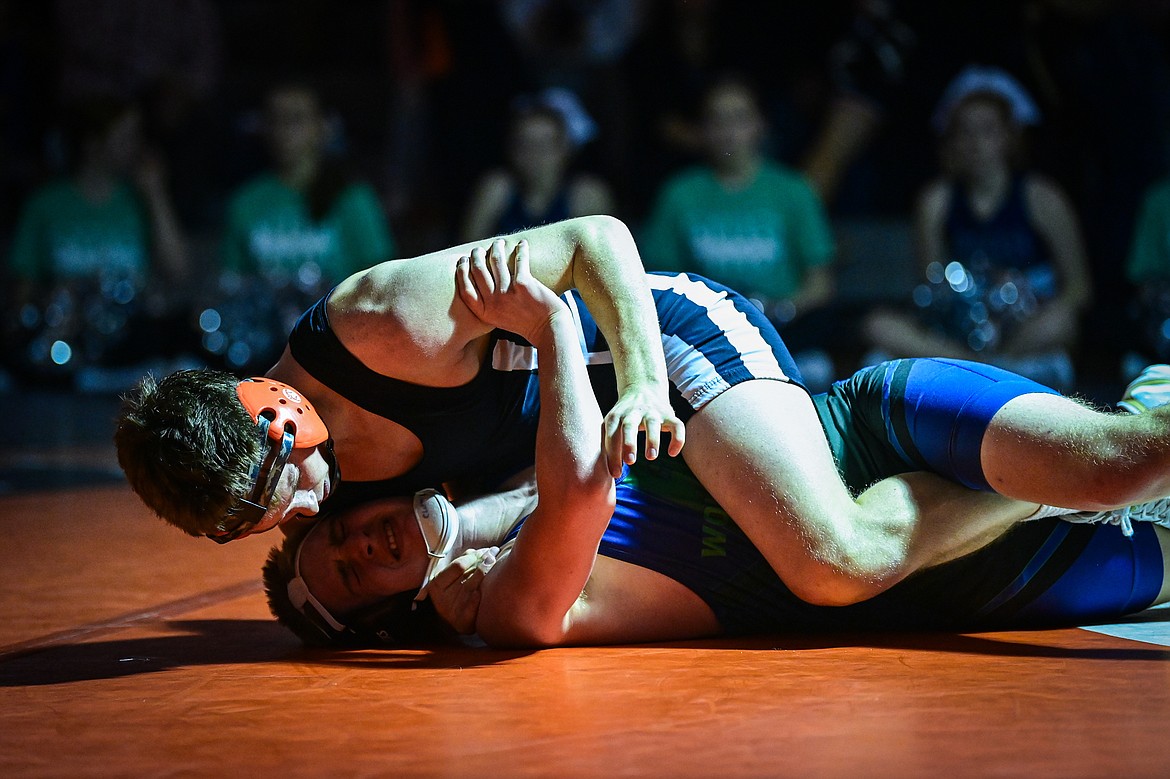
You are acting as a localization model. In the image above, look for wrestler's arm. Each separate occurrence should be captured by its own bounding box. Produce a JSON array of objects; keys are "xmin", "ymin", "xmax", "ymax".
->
[
  {"xmin": 452, "ymin": 242, "xmax": 618, "ymax": 647},
  {"xmin": 332, "ymin": 216, "xmax": 684, "ymax": 471},
  {"xmin": 422, "ymin": 477, "xmax": 539, "ymax": 635},
  {"xmin": 498, "ymin": 216, "xmax": 681, "ymax": 474}
]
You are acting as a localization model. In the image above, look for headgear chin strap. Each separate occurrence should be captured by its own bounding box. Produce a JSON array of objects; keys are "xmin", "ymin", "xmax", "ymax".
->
[
  {"xmin": 287, "ymin": 521, "xmax": 352, "ymax": 640},
  {"xmin": 286, "ymin": 493, "xmax": 462, "ymax": 644},
  {"xmin": 209, "ymin": 378, "xmax": 336, "ymax": 543}
]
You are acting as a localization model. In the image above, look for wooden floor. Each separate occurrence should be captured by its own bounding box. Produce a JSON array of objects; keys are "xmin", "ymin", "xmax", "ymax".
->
[{"xmin": 1, "ymin": 391, "xmax": 1169, "ymax": 778}]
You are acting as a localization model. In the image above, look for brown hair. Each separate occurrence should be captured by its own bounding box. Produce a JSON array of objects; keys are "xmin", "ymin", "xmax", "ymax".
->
[{"xmin": 115, "ymin": 369, "xmax": 261, "ymax": 536}]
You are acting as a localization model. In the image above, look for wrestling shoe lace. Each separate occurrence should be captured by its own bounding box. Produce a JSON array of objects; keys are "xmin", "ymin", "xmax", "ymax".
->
[
  {"xmin": 1118, "ymin": 364, "xmax": 1170, "ymax": 414},
  {"xmin": 1060, "ymin": 497, "xmax": 1170, "ymax": 538}
]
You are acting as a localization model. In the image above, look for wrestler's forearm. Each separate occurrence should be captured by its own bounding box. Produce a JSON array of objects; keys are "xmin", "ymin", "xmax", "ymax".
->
[
  {"xmin": 452, "ymin": 478, "xmax": 538, "ymax": 548},
  {"xmin": 478, "ymin": 311, "xmax": 614, "ymax": 646},
  {"xmin": 567, "ymin": 216, "xmax": 669, "ymax": 396},
  {"xmin": 531, "ymin": 311, "xmax": 609, "ymax": 505}
]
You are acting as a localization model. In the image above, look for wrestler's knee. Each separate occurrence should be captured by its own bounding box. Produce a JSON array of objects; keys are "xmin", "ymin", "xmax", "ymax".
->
[
  {"xmin": 779, "ymin": 524, "xmax": 911, "ymax": 607},
  {"xmin": 782, "ymin": 557, "xmax": 901, "ymax": 607}
]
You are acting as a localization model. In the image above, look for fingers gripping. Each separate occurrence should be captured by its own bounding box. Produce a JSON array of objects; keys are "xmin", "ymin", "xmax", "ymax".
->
[
  {"xmin": 427, "ymin": 547, "xmax": 499, "ymax": 635},
  {"xmin": 458, "ymin": 238, "xmax": 531, "ymax": 306},
  {"xmin": 603, "ymin": 404, "xmax": 687, "ymax": 477}
]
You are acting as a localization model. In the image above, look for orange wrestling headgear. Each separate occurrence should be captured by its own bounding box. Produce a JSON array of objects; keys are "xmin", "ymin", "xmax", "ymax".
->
[{"xmin": 209, "ymin": 378, "xmax": 335, "ymax": 543}]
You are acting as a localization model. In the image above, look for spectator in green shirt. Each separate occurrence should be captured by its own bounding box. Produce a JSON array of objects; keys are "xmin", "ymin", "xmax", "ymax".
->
[
  {"xmin": 9, "ymin": 95, "xmax": 189, "ymax": 294},
  {"xmin": 640, "ymin": 74, "xmax": 839, "ymax": 391},
  {"xmin": 222, "ymin": 82, "xmax": 396, "ymax": 284},
  {"xmin": 4, "ymin": 94, "xmax": 191, "ymax": 381},
  {"xmin": 211, "ymin": 82, "xmax": 397, "ymax": 374},
  {"xmin": 1124, "ymin": 177, "xmax": 1170, "ymax": 373}
]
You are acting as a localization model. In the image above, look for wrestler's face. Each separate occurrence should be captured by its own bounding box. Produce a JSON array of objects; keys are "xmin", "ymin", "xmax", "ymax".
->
[
  {"xmin": 298, "ymin": 498, "xmax": 430, "ymax": 616},
  {"xmin": 949, "ymin": 97, "xmax": 1012, "ymax": 174},
  {"xmin": 702, "ymin": 84, "xmax": 764, "ymax": 164},
  {"xmin": 258, "ymin": 445, "xmax": 335, "ymax": 533}
]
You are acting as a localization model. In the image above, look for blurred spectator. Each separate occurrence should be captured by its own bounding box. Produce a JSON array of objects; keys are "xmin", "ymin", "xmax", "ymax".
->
[
  {"xmin": 205, "ymin": 82, "xmax": 396, "ymax": 375},
  {"xmin": 862, "ymin": 65, "xmax": 1092, "ymax": 391},
  {"xmin": 498, "ymin": 0, "xmax": 649, "ymax": 209},
  {"xmin": 1123, "ymin": 176, "xmax": 1170, "ymax": 376},
  {"xmin": 499, "ymin": 0, "xmax": 647, "ymax": 78},
  {"xmin": 381, "ymin": 0, "xmax": 455, "ymax": 229},
  {"xmin": 460, "ymin": 88, "xmax": 614, "ymax": 241},
  {"xmin": 619, "ymin": 0, "xmax": 737, "ymax": 213},
  {"xmin": 800, "ymin": 0, "xmax": 916, "ymax": 208},
  {"xmin": 222, "ymin": 82, "xmax": 396, "ymax": 281},
  {"xmin": 3, "ymin": 94, "xmax": 193, "ymax": 386},
  {"xmin": 620, "ymin": 1, "xmax": 849, "ymax": 220},
  {"xmin": 54, "ymin": 0, "xmax": 226, "ymax": 228},
  {"xmin": 640, "ymin": 75, "xmax": 839, "ymax": 392},
  {"xmin": 1018, "ymin": 0, "xmax": 1170, "ymax": 382}
]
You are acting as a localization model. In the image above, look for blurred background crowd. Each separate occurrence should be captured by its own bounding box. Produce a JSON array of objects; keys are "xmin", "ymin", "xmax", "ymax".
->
[{"xmin": 2, "ymin": 0, "xmax": 1170, "ymax": 404}]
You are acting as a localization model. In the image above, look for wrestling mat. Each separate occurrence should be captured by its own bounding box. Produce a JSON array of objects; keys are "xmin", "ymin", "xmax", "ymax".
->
[{"xmin": 1, "ymin": 482, "xmax": 1167, "ymax": 778}]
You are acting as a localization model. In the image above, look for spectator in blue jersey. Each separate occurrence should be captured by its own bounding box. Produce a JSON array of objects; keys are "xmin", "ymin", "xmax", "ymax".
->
[
  {"xmin": 862, "ymin": 65, "xmax": 1093, "ymax": 391},
  {"xmin": 460, "ymin": 88, "xmax": 615, "ymax": 242}
]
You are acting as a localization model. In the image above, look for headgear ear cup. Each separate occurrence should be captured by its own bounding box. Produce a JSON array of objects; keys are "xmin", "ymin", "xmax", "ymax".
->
[
  {"xmin": 412, "ymin": 489, "xmax": 460, "ymax": 602},
  {"xmin": 209, "ymin": 378, "xmax": 335, "ymax": 543},
  {"xmin": 236, "ymin": 377, "xmax": 329, "ymax": 447}
]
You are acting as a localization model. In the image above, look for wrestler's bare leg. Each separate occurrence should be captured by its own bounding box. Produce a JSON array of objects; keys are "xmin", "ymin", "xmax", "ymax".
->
[
  {"xmin": 982, "ymin": 394, "xmax": 1170, "ymax": 511},
  {"xmin": 683, "ymin": 380, "xmax": 1039, "ymax": 606}
]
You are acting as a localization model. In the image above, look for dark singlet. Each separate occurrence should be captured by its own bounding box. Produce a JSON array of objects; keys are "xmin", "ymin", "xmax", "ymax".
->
[
  {"xmin": 287, "ymin": 294, "xmax": 541, "ymax": 505},
  {"xmin": 945, "ymin": 174, "xmax": 1053, "ymax": 284},
  {"xmin": 504, "ymin": 455, "xmax": 1164, "ymax": 635},
  {"xmin": 286, "ymin": 272, "xmax": 801, "ymax": 507},
  {"xmin": 493, "ymin": 185, "xmax": 572, "ymax": 235}
]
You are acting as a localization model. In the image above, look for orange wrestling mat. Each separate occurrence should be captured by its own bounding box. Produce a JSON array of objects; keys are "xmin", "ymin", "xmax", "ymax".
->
[{"xmin": 2, "ymin": 484, "xmax": 1168, "ymax": 778}]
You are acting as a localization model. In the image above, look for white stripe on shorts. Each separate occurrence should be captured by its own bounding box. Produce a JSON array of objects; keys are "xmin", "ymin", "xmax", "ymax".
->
[
  {"xmin": 660, "ymin": 332, "xmax": 727, "ymax": 408},
  {"xmin": 648, "ymin": 272, "xmax": 791, "ymax": 384}
]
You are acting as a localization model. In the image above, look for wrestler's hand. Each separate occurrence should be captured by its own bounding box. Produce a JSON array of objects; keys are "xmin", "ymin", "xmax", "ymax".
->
[
  {"xmin": 604, "ymin": 386, "xmax": 686, "ymax": 477},
  {"xmin": 423, "ymin": 547, "xmax": 499, "ymax": 635},
  {"xmin": 456, "ymin": 238, "xmax": 566, "ymax": 343}
]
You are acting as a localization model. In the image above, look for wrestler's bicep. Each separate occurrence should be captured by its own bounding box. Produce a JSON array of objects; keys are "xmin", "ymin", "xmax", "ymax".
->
[{"xmin": 332, "ymin": 257, "xmax": 489, "ymax": 376}]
